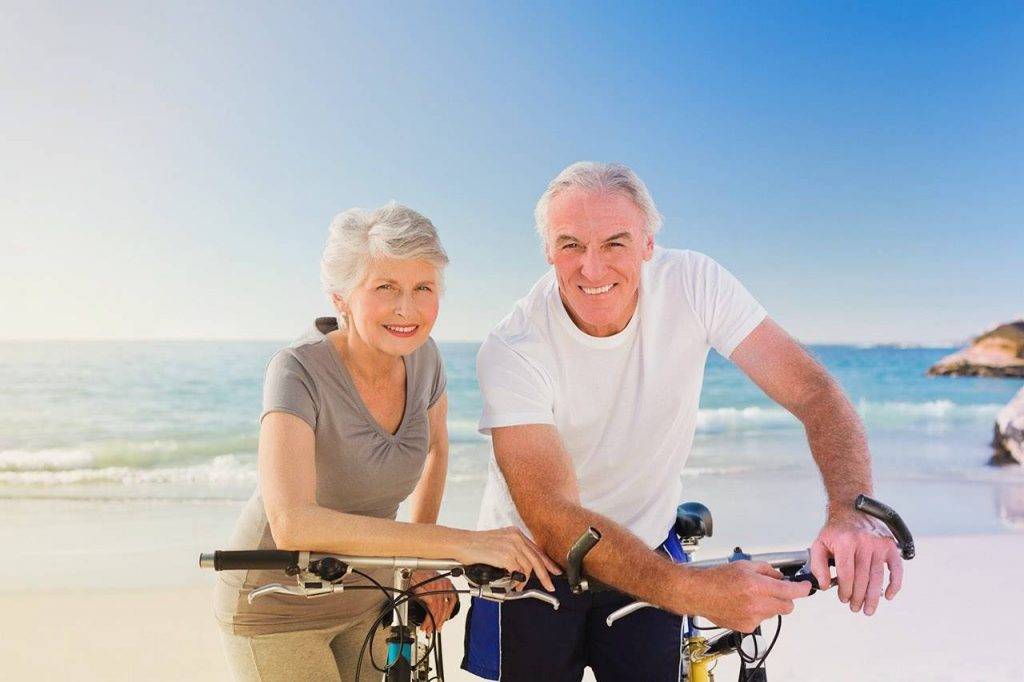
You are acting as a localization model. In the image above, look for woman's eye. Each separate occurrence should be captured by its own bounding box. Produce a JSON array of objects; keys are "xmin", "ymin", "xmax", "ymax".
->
[
  {"xmin": 416, "ymin": 285, "xmax": 433, "ymax": 292},
  {"xmin": 377, "ymin": 284, "xmax": 393, "ymax": 291}
]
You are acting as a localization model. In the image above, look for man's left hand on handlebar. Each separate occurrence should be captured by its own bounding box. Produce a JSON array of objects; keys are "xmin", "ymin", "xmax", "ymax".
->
[{"xmin": 808, "ymin": 506, "xmax": 904, "ymax": 617}]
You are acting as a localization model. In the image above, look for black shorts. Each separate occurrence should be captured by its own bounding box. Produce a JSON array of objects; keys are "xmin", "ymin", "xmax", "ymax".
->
[{"xmin": 461, "ymin": 574, "xmax": 685, "ymax": 681}]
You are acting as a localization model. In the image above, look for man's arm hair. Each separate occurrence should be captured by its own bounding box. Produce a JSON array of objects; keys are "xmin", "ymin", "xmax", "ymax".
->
[
  {"xmin": 730, "ymin": 317, "xmax": 873, "ymax": 514},
  {"xmin": 492, "ymin": 423, "xmax": 697, "ymax": 613}
]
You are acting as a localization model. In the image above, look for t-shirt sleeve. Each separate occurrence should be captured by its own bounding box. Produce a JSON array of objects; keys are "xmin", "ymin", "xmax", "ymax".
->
[
  {"xmin": 428, "ymin": 340, "xmax": 447, "ymax": 408},
  {"xmin": 688, "ymin": 253, "xmax": 767, "ymax": 358},
  {"xmin": 260, "ymin": 350, "xmax": 318, "ymax": 430},
  {"xmin": 476, "ymin": 334, "xmax": 555, "ymax": 436}
]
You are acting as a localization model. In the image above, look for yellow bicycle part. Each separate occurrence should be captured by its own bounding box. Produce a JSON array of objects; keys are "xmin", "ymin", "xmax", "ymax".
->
[{"xmin": 685, "ymin": 635, "xmax": 728, "ymax": 682}]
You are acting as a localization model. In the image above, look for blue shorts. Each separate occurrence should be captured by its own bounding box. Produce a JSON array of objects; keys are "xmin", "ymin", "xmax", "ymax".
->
[{"xmin": 461, "ymin": 534, "xmax": 687, "ymax": 681}]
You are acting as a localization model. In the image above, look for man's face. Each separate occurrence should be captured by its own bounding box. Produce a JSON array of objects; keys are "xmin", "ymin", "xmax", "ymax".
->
[{"xmin": 545, "ymin": 188, "xmax": 654, "ymax": 337}]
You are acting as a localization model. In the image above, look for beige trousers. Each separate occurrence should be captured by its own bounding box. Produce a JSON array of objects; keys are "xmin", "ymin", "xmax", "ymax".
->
[{"xmin": 220, "ymin": 607, "xmax": 389, "ymax": 682}]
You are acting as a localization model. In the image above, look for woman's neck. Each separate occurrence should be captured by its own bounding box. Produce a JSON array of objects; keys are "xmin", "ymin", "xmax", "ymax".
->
[{"xmin": 332, "ymin": 327, "xmax": 400, "ymax": 383}]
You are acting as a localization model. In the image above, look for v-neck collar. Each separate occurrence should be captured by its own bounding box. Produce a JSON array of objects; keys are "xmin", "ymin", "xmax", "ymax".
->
[{"xmin": 323, "ymin": 333, "xmax": 412, "ymax": 443}]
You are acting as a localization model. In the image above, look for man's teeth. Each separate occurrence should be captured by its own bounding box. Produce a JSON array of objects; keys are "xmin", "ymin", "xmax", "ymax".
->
[
  {"xmin": 385, "ymin": 325, "xmax": 417, "ymax": 333},
  {"xmin": 581, "ymin": 284, "xmax": 614, "ymax": 295}
]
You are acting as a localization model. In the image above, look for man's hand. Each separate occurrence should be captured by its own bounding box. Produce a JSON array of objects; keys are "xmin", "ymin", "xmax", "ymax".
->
[
  {"xmin": 685, "ymin": 561, "xmax": 813, "ymax": 633},
  {"xmin": 410, "ymin": 570, "xmax": 458, "ymax": 634},
  {"xmin": 808, "ymin": 510, "xmax": 903, "ymax": 616}
]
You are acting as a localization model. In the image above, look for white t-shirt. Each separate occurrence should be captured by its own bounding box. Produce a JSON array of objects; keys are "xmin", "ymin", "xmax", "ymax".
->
[{"xmin": 475, "ymin": 247, "xmax": 767, "ymax": 547}]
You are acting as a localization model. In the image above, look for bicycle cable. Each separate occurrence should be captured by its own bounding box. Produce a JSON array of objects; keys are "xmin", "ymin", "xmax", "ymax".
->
[
  {"xmin": 351, "ymin": 571, "xmax": 461, "ymax": 682},
  {"xmin": 736, "ymin": 615, "xmax": 782, "ymax": 682}
]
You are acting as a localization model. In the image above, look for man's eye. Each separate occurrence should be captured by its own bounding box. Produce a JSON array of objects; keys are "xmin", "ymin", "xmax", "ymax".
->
[
  {"xmin": 416, "ymin": 285, "xmax": 433, "ymax": 292},
  {"xmin": 563, "ymin": 243, "xmax": 580, "ymax": 250},
  {"xmin": 377, "ymin": 284, "xmax": 393, "ymax": 291},
  {"xmin": 607, "ymin": 242, "xmax": 624, "ymax": 248}
]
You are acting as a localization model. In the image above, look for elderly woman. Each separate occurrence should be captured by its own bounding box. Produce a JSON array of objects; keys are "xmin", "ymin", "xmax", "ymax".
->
[{"xmin": 215, "ymin": 202, "xmax": 558, "ymax": 681}]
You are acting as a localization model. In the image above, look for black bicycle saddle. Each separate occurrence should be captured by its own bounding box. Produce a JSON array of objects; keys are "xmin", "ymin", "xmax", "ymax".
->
[{"xmin": 674, "ymin": 501, "xmax": 713, "ymax": 540}]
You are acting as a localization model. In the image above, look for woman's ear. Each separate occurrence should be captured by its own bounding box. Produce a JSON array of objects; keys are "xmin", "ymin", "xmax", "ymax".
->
[{"xmin": 331, "ymin": 292, "xmax": 349, "ymax": 316}]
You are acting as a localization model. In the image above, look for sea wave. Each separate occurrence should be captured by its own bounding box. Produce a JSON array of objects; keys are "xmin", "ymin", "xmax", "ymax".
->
[
  {"xmin": 0, "ymin": 453, "xmax": 257, "ymax": 488},
  {"xmin": 694, "ymin": 400, "xmax": 1002, "ymax": 434}
]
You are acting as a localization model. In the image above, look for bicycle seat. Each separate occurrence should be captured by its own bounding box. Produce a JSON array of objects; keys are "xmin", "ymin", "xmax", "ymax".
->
[{"xmin": 675, "ymin": 502, "xmax": 713, "ymax": 540}]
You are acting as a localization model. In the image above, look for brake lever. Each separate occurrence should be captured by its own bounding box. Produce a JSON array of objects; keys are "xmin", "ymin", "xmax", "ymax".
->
[
  {"xmin": 247, "ymin": 579, "xmax": 343, "ymax": 604},
  {"xmin": 468, "ymin": 583, "xmax": 560, "ymax": 610}
]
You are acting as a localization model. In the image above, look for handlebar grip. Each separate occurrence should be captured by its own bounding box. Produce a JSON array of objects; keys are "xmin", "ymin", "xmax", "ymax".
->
[
  {"xmin": 566, "ymin": 527, "xmax": 602, "ymax": 594},
  {"xmin": 854, "ymin": 494, "xmax": 916, "ymax": 560},
  {"xmin": 200, "ymin": 550, "xmax": 301, "ymax": 571}
]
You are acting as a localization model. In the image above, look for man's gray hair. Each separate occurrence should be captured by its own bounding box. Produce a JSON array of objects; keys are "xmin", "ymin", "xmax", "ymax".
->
[
  {"xmin": 534, "ymin": 161, "xmax": 663, "ymax": 250},
  {"xmin": 321, "ymin": 201, "xmax": 449, "ymax": 303}
]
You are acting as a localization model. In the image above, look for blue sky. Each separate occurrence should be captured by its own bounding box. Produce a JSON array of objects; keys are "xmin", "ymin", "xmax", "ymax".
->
[{"xmin": 3, "ymin": 2, "xmax": 1021, "ymax": 343}]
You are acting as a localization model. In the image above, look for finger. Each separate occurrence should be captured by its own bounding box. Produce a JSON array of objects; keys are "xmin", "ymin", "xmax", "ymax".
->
[
  {"xmin": 527, "ymin": 537, "xmax": 563, "ymax": 575},
  {"xmin": 750, "ymin": 561, "xmax": 784, "ymax": 579},
  {"xmin": 520, "ymin": 541, "xmax": 555, "ymax": 592},
  {"xmin": 765, "ymin": 574, "xmax": 812, "ymax": 599},
  {"xmin": 863, "ymin": 551, "xmax": 885, "ymax": 616},
  {"xmin": 884, "ymin": 544, "xmax": 904, "ymax": 600},
  {"xmin": 808, "ymin": 539, "xmax": 833, "ymax": 592},
  {"xmin": 835, "ymin": 541, "xmax": 855, "ymax": 604},
  {"xmin": 849, "ymin": 545, "xmax": 871, "ymax": 613},
  {"xmin": 768, "ymin": 596, "xmax": 796, "ymax": 616}
]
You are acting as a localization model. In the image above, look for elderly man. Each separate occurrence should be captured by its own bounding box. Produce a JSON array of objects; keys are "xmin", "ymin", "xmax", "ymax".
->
[{"xmin": 461, "ymin": 162, "xmax": 903, "ymax": 681}]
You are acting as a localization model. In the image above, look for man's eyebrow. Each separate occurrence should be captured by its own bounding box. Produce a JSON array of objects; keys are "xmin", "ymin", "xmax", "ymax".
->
[{"xmin": 554, "ymin": 231, "xmax": 634, "ymax": 244}]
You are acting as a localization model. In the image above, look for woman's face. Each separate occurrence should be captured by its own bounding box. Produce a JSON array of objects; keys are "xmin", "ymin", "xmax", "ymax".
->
[{"xmin": 339, "ymin": 257, "xmax": 441, "ymax": 357}]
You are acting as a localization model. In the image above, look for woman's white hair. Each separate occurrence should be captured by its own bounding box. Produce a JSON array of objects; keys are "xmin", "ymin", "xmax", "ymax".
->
[
  {"xmin": 533, "ymin": 161, "xmax": 663, "ymax": 250},
  {"xmin": 320, "ymin": 201, "xmax": 449, "ymax": 305}
]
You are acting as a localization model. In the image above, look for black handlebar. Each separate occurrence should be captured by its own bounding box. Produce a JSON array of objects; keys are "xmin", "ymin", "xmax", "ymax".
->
[
  {"xmin": 201, "ymin": 550, "xmax": 301, "ymax": 572},
  {"xmin": 854, "ymin": 494, "xmax": 915, "ymax": 560},
  {"xmin": 566, "ymin": 527, "xmax": 602, "ymax": 594}
]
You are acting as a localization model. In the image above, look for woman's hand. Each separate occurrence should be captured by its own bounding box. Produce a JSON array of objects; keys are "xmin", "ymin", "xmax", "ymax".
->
[
  {"xmin": 410, "ymin": 570, "xmax": 458, "ymax": 634},
  {"xmin": 456, "ymin": 527, "xmax": 562, "ymax": 591}
]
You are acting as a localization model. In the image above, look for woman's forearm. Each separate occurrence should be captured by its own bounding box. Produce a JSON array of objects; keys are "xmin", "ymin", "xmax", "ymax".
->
[
  {"xmin": 270, "ymin": 501, "xmax": 468, "ymax": 559},
  {"xmin": 408, "ymin": 445, "xmax": 448, "ymax": 524}
]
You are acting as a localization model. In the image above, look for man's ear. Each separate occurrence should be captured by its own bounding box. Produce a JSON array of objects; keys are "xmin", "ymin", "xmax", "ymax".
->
[{"xmin": 642, "ymin": 232, "xmax": 655, "ymax": 261}]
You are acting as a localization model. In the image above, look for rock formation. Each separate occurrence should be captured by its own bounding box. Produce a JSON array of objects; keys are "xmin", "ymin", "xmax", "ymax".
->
[
  {"xmin": 991, "ymin": 386, "xmax": 1024, "ymax": 466},
  {"xmin": 927, "ymin": 320, "xmax": 1024, "ymax": 465},
  {"xmin": 927, "ymin": 321, "xmax": 1024, "ymax": 378}
]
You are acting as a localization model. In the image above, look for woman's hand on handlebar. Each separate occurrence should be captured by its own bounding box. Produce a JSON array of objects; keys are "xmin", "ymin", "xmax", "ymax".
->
[
  {"xmin": 457, "ymin": 527, "xmax": 562, "ymax": 591},
  {"xmin": 686, "ymin": 561, "xmax": 813, "ymax": 633}
]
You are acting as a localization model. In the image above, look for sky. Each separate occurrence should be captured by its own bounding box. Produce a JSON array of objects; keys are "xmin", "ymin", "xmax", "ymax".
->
[{"xmin": 2, "ymin": 1, "xmax": 1022, "ymax": 344}]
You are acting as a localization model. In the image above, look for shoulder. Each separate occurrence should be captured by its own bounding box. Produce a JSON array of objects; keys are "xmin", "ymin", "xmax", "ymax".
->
[
  {"xmin": 485, "ymin": 270, "xmax": 558, "ymax": 353},
  {"xmin": 266, "ymin": 334, "xmax": 332, "ymax": 387}
]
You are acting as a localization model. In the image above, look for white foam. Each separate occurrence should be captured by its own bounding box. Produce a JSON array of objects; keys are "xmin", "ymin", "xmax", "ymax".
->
[
  {"xmin": 0, "ymin": 448, "xmax": 96, "ymax": 471},
  {"xmin": 0, "ymin": 454, "xmax": 256, "ymax": 487}
]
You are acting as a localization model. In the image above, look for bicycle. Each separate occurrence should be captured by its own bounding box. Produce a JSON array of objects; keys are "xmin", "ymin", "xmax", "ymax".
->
[
  {"xmin": 201, "ymin": 493, "xmax": 914, "ymax": 682},
  {"xmin": 565, "ymin": 493, "xmax": 916, "ymax": 682},
  {"xmin": 200, "ymin": 549, "xmax": 560, "ymax": 681}
]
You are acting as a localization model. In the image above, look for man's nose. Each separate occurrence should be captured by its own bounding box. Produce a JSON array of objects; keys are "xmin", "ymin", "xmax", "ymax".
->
[{"xmin": 579, "ymin": 248, "xmax": 607, "ymax": 281}]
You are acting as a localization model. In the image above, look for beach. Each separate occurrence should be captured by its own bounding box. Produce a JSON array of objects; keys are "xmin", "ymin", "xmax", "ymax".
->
[
  {"xmin": 3, "ymin": 533, "xmax": 1021, "ymax": 681},
  {"xmin": 3, "ymin": 341, "xmax": 1024, "ymax": 679}
]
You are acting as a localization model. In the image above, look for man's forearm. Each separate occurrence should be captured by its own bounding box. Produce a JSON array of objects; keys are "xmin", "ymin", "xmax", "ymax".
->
[
  {"xmin": 522, "ymin": 498, "xmax": 697, "ymax": 615},
  {"xmin": 801, "ymin": 384, "xmax": 873, "ymax": 516}
]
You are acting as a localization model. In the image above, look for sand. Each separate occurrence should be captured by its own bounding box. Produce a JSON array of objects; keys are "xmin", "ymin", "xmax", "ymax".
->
[{"xmin": 1, "ymin": 533, "xmax": 1021, "ymax": 681}]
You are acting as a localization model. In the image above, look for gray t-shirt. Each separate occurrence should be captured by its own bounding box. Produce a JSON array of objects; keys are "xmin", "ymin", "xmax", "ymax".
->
[{"xmin": 215, "ymin": 318, "xmax": 447, "ymax": 635}]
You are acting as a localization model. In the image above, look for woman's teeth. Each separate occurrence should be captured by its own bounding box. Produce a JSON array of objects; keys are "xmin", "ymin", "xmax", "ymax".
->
[
  {"xmin": 384, "ymin": 325, "xmax": 417, "ymax": 333},
  {"xmin": 581, "ymin": 283, "xmax": 614, "ymax": 295}
]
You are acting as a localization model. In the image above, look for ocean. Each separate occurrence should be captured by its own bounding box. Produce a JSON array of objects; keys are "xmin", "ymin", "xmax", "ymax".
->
[{"xmin": 2, "ymin": 340, "xmax": 1023, "ymax": 587}]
